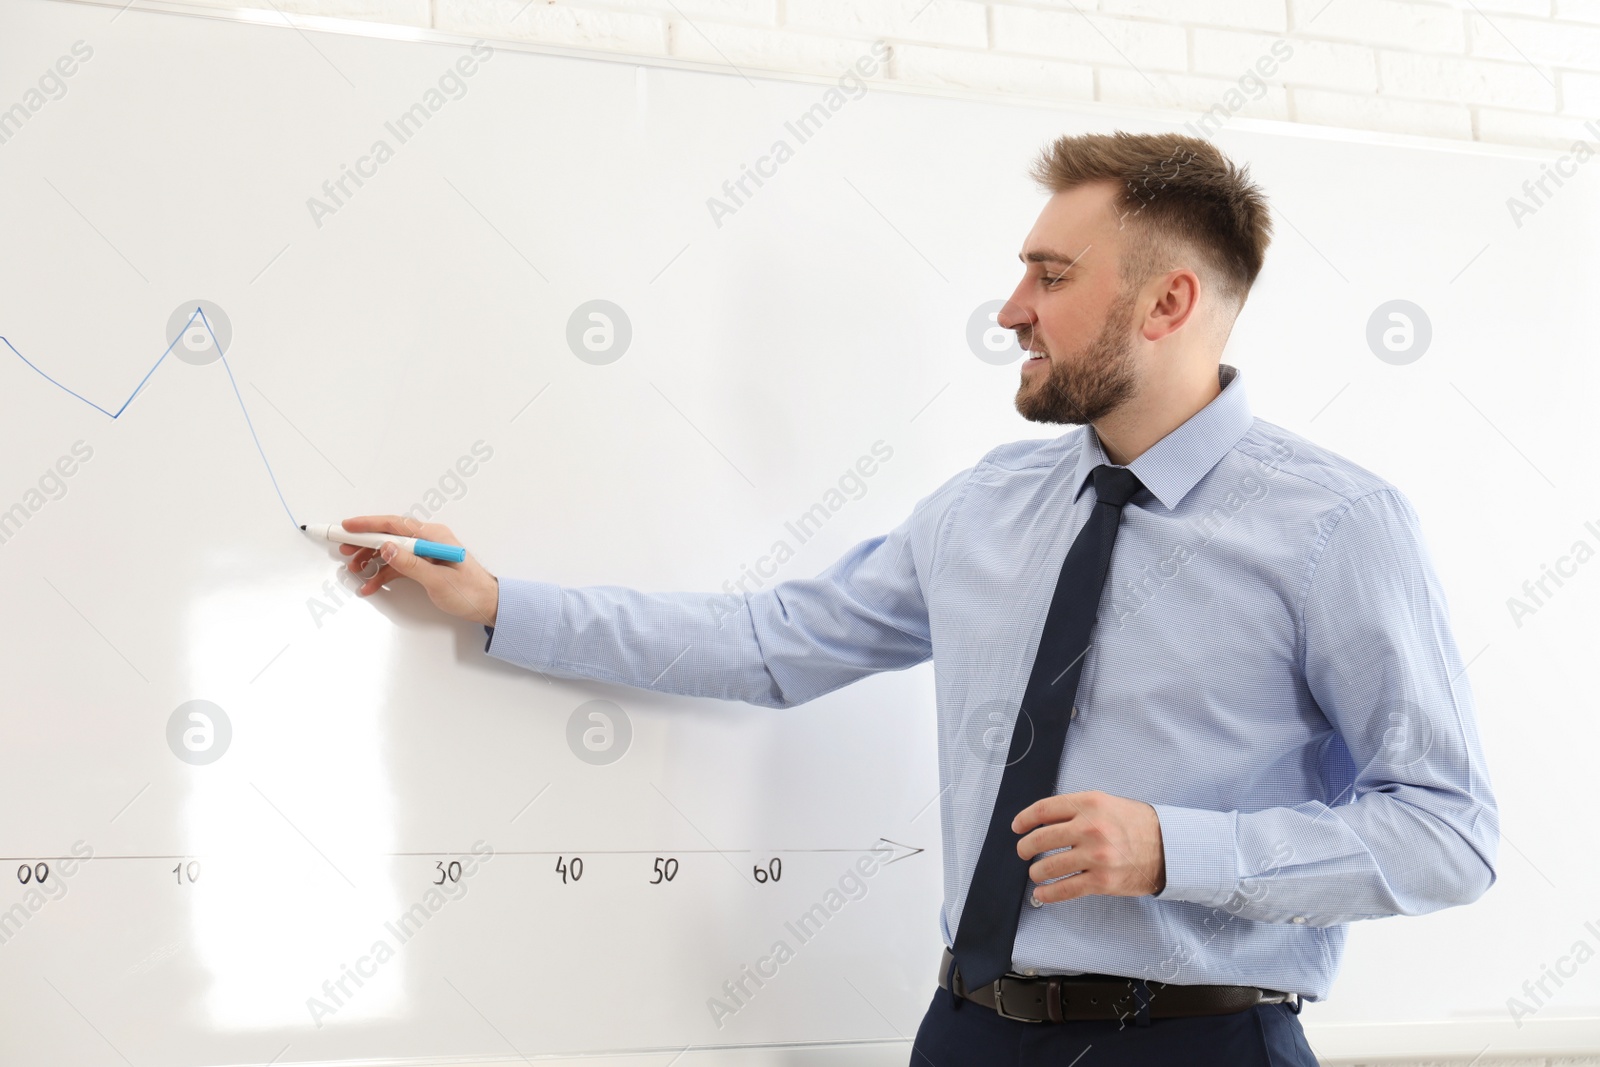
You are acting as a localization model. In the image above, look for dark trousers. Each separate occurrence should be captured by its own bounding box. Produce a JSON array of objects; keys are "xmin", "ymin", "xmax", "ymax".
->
[{"xmin": 909, "ymin": 984, "xmax": 1322, "ymax": 1066}]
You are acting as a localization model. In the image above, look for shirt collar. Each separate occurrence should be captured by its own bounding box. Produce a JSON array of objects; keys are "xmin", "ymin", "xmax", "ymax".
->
[{"xmin": 1070, "ymin": 363, "xmax": 1254, "ymax": 511}]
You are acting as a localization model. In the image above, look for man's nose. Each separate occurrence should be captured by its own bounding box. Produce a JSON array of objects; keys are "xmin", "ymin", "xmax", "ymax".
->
[{"xmin": 996, "ymin": 294, "xmax": 1031, "ymax": 334}]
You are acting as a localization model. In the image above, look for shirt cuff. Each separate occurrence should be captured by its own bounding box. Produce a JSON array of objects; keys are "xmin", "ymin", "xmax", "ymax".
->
[
  {"xmin": 480, "ymin": 577, "xmax": 563, "ymax": 672},
  {"xmin": 1149, "ymin": 803, "xmax": 1239, "ymax": 909}
]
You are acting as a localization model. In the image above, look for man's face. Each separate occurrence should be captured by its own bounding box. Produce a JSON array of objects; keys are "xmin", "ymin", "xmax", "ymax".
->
[{"xmin": 1001, "ymin": 181, "xmax": 1144, "ymax": 426}]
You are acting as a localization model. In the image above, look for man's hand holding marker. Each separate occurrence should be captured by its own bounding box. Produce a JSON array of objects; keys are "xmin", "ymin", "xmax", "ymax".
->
[{"xmin": 305, "ymin": 516, "xmax": 500, "ymax": 628}]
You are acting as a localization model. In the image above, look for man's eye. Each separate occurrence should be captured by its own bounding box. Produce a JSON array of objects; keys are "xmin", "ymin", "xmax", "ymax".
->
[{"xmin": 1042, "ymin": 273, "xmax": 1067, "ymax": 286}]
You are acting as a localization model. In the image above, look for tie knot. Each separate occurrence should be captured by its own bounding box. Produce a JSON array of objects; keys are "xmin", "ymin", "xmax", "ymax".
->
[{"xmin": 1091, "ymin": 464, "xmax": 1144, "ymax": 509}]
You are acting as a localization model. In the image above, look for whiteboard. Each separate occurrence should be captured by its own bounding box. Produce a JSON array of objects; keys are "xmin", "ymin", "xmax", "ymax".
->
[{"xmin": 1, "ymin": 1, "xmax": 1596, "ymax": 1062}]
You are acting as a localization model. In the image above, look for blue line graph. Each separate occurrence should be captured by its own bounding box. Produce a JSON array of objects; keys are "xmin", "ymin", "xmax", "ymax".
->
[{"xmin": 2, "ymin": 308, "xmax": 300, "ymax": 529}]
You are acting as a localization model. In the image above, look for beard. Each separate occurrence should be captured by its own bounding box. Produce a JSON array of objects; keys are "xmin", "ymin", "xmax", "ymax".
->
[{"xmin": 1014, "ymin": 285, "xmax": 1139, "ymax": 426}]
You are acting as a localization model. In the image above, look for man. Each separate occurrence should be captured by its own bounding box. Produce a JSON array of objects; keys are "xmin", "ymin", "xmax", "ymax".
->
[{"xmin": 338, "ymin": 131, "xmax": 1497, "ymax": 1065}]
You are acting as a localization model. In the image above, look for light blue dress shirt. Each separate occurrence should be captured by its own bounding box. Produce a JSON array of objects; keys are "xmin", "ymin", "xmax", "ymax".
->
[{"xmin": 482, "ymin": 363, "xmax": 1498, "ymax": 1001}]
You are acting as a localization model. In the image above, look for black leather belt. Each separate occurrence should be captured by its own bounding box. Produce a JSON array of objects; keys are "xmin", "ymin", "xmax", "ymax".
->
[{"xmin": 938, "ymin": 948, "xmax": 1298, "ymax": 1024}]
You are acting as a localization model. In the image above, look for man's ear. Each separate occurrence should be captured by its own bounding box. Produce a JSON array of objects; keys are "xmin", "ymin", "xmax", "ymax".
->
[{"xmin": 1141, "ymin": 268, "xmax": 1203, "ymax": 342}]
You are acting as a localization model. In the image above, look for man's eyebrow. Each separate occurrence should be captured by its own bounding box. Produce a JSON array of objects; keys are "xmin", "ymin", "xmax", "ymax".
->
[{"xmin": 1018, "ymin": 246, "xmax": 1091, "ymax": 267}]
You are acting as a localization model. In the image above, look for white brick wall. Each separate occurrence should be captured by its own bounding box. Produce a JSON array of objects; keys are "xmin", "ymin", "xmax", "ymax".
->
[{"xmin": 155, "ymin": 0, "xmax": 1600, "ymax": 151}]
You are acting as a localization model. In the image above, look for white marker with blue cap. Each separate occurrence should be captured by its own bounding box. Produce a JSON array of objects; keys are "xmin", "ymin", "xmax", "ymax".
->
[{"xmin": 301, "ymin": 522, "xmax": 467, "ymax": 563}]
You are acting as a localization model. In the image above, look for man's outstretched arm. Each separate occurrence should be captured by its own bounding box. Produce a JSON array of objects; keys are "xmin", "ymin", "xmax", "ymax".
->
[{"xmin": 337, "ymin": 465, "xmax": 974, "ymax": 709}]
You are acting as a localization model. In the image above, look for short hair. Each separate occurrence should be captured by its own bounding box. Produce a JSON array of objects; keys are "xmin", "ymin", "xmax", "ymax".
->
[{"xmin": 1028, "ymin": 131, "xmax": 1273, "ymax": 311}]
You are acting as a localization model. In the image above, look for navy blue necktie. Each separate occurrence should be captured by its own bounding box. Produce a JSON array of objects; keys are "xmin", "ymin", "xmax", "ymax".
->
[{"xmin": 951, "ymin": 463, "xmax": 1146, "ymax": 991}]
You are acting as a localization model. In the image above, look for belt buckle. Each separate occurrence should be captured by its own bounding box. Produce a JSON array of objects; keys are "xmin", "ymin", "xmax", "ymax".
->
[{"xmin": 992, "ymin": 976, "xmax": 1043, "ymax": 1023}]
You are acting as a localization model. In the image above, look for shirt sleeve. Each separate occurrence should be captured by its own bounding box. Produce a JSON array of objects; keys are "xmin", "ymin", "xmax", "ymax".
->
[
  {"xmin": 480, "ymin": 465, "xmax": 975, "ymax": 709},
  {"xmin": 1150, "ymin": 488, "xmax": 1499, "ymax": 924}
]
